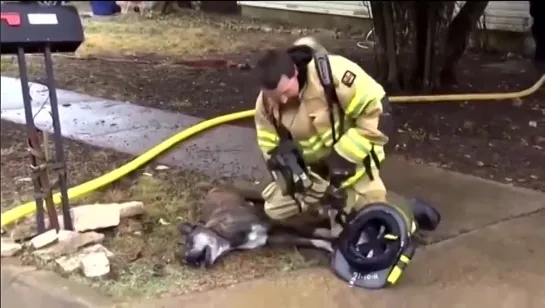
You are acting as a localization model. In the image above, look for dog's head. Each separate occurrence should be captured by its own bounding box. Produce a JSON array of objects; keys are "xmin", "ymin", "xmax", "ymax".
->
[{"xmin": 178, "ymin": 222, "xmax": 232, "ymax": 268}]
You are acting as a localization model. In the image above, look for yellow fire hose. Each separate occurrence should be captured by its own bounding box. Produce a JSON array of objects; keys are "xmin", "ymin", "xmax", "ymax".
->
[{"xmin": 1, "ymin": 74, "xmax": 543, "ymax": 228}]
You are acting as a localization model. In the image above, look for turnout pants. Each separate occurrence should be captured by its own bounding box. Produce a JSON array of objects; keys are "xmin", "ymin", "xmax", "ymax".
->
[{"xmin": 261, "ymin": 167, "xmax": 387, "ymax": 228}]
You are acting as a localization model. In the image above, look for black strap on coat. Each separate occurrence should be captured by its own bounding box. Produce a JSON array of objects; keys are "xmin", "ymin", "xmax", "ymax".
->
[{"xmin": 313, "ymin": 49, "xmax": 344, "ymax": 144}]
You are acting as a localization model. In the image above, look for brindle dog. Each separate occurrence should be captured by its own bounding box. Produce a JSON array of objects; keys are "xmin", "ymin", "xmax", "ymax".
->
[{"xmin": 178, "ymin": 182, "xmax": 335, "ymax": 268}]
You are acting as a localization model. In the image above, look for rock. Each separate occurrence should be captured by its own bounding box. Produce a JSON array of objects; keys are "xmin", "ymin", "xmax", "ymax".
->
[
  {"xmin": 534, "ymin": 136, "xmax": 545, "ymax": 145},
  {"xmin": 30, "ymin": 229, "xmax": 58, "ymax": 249},
  {"xmin": 71, "ymin": 201, "xmax": 145, "ymax": 232},
  {"xmin": 71, "ymin": 204, "xmax": 121, "ymax": 232},
  {"xmin": 54, "ymin": 244, "xmax": 113, "ymax": 274},
  {"xmin": 114, "ymin": 201, "xmax": 145, "ymax": 219},
  {"xmin": 64, "ymin": 231, "xmax": 105, "ymax": 250},
  {"xmin": 1, "ymin": 238, "xmax": 23, "ymax": 257},
  {"xmin": 33, "ymin": 231, "xmax": 105, "ymax": 261},
  {"xmin": 11, "ymin": 214, "xmax": 73, "ymax": 241},
  {"xmin": 55, "ymin": 255, "xmax": 81, "ymax": 273},
  {"xmin": 462, "ymin": 120, "xmax": 475, "ymax": 131},
  {"xmin": 512, "ymin": 98, "xmax": 523, "ymax": 107},
  {"xmin": 80, "ymin": 252, "xmax": 110, "ymax": 278},
  {"xmin": 82, "ymin": 243, "xmax": 114, "ymax": 257},
  {"xmin": 291, "ymin": 29, "xmax": 303, "ymax": 35},
  {"xmin": 57, "ymin": 229, "xmax": 78, "ymax": 241}
]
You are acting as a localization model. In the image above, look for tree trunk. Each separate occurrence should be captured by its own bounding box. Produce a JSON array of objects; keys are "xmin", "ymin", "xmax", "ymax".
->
[
  {"xmin": 440, "ymin": 1, "xmax": 489, "ymax": 85},
  {"xmin": 369, "ymin": 1, "xmax": 488, "ymax": 93},
  {"xmin": 369, "ymin": 2, "xmax": 397, "ymax": 89}
]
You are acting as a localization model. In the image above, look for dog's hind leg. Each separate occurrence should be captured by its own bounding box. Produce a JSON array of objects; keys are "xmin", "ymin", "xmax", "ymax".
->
[
  {"xmin": 266, "ymin": 234, "xmax": 334, "ymax": 253},
  {"xmin": 269, "ymin": 223, "xmax": 336, "ymax": 241},
  {"xmin": 311, "ymin": 228, "xmax": 336, "ymax": 240},
  {"xmin": 226, "ymin": 180, "xmax": 266, "ymax": 203}
]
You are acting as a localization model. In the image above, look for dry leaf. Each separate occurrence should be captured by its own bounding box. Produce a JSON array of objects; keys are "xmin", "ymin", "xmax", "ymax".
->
[{"xmin": 511, "ymin": 98, "xmax": 523, "ymax": 107}]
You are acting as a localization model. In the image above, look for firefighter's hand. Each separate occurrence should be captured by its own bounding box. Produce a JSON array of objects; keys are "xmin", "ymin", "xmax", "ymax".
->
[
  {"xmin": 325, "ymin": 150, "xmax": 357, "ymax": 185},
  {"xmin": 294, "ymin": 171, "xmax": 330, "ymax": 208}
]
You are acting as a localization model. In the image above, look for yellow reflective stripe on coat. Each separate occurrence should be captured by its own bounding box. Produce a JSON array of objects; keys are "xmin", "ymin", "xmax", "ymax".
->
[
  {"xmin": 256, "ymin": 129, "xmax": 279, "ymax": 150},
  {"xmin": 298, "ymin": 135, "xmax": 324, "ymax": 158},
  {"xmin": 333, "ymin": 128, "xmax": 374, "ymax": 163},
  {"xmin": 344, "ymin": 86, "xmax": 371, "ymax": 118},
  {"xmin": 319, "ymin": 121, "xmax": 341, "ymax": 147},
  {"xmin": 298, "ymin": 134, "xmax": 321, "ymax": 148},
  {"xmin": 340, "ymin": 146, "xmax": 385, "ymax": 189},
  {"xmin": 299, "ymin": 141, "xmax": 330, "ymax": 163},
  {"xmin": 301, "ymin": 139, "xmax": 325, "ymax": 156},
  {"xmin": 298, "ymin": 122, "xmax": 340, "ymax": 157}
]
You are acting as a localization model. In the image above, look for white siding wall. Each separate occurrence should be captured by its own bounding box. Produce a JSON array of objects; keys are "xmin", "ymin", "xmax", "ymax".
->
[
  {"xmin": 238, "ymin": 1, "xmax": 531, "ymax": 33},
  {"xmin": 237, "ymin": 1, "xmax": 371, "ymax": 18},
  {"xmin": 474, "ymin": 1, "xmax": 531, "ymax": 32}
]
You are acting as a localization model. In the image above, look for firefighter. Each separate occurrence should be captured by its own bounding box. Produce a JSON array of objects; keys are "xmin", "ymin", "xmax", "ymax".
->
[{"xmin": 254, "ymin": 37, "xmax": 394, "ymax": 229}]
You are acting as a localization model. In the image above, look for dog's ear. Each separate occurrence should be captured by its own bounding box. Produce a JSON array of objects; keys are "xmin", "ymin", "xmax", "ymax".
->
[{"xmin": 178, "ymin": 222, "xmax": 196, "ymax": 235}]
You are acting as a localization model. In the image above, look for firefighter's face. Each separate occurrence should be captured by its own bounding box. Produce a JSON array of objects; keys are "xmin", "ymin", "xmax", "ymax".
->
[{"xmin": 269, "ymin": 67, "xmax": 299, "ymax": 104}]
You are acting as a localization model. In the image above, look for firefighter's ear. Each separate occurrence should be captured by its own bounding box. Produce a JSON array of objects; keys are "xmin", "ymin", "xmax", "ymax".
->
[{"xmin": 178, "ymin": 222, "xmax": 197, "ymax": 235}]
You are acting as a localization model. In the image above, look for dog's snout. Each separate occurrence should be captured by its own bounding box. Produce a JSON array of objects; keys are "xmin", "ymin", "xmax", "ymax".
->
[
  {"xmin": 179, "ymin": 225, "xmax": 232, "ymax": 269},
  {"xmin": 184, "ymin": 246, "xmax": 212, "ymax": 268},
  {"xmin": 184, "ymin": 250, "xmax": 202, "ymax": 267}
]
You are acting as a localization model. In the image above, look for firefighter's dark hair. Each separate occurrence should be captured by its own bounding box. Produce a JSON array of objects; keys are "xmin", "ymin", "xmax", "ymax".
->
[{"xmin": 256, "ymin": 49, "xmax": 295, "ymax": 90}]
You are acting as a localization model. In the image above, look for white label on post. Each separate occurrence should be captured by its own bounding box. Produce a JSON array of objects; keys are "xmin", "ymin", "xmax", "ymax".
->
[{"xmin": 27, "ymin": 13, "xmax": 59, "ymax": 25}]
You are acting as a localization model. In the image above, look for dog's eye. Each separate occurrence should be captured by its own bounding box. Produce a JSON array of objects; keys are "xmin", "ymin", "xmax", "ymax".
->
[{"xmin": 182, "ymin": 235, "xmax": 193, "ymax": 245}]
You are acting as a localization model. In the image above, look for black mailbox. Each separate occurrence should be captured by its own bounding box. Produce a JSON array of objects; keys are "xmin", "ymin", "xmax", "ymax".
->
[{"xmin": 1, "ymin": 3, "xmax": 84, "ymax": 54}]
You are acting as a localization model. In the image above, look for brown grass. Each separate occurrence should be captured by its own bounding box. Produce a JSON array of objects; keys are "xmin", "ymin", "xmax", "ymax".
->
[
  {"xmin": 68, "ymin": 170, "xmax": 312, "ymax": 300},
  {"xmin": 78, "ymin": 14, "xmax": 293, "ymax": 59}
]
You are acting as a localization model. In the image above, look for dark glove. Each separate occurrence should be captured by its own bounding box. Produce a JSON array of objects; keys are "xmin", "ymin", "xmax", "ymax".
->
[{"xmin": 325, "ymin": 150, "xmax": 357, "ymax": 187}]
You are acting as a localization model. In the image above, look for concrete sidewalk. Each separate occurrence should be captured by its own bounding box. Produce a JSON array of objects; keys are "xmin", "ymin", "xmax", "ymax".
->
[
  {"xmin": 1, "ymin": 260, "xmax": 112, "ymax": 308},
  {"xmin": 1, "ymin": 76, "xmax": 267, "ymax": 180},
  {"xmin": 2, "ymin": 76, "xmax": 545, "ymax": 307},
  {"xmin": 134, "ymin": 211, "xmax": 545, "ymax": 308}
]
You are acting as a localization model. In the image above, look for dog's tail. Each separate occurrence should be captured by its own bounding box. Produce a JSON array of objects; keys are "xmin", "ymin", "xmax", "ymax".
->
[{"xmin": 194, "ymin": 180, "xmax": 265, "ymax": 203}]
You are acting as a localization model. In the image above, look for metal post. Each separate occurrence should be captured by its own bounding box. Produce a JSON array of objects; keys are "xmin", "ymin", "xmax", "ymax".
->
[
  {"xmin": 16, "ymin": 47, "xmax": 46, "ymax": 233},
  {"xmin": 43, "ymin": 45, "xmax": 73, "ymax": 231}
]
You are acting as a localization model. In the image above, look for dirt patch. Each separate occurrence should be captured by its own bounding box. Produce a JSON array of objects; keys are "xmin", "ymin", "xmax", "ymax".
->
[
  {"xmin": 1, "ymin": 120, "xmax": 313, "ymax": 299},
  {"xmin": 0, "ymin": 121, "xmax": 130, "ymax": 211}
]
